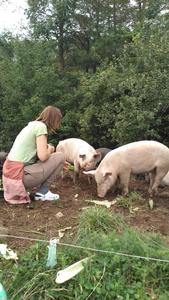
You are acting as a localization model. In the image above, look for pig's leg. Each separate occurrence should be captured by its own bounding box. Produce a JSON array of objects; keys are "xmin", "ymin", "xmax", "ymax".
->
[
  {"xmin": 73, "ymin": 160, "xmax": 80, "ymax": 184},
  {"xmin": 148, "ymin": 169, "xmax": 156, "ymax": 195},
  {"xmin": 119, "ymin": 171, "xmax": 131, "ymax": 196},
  {"xmin": 80, "ymin": 169, "xmax": 93, "ymax": 184},
  {"xmin": 151, "ymin": 168, "xmax": 168, "ymax": 196},
  {"xmin": 145, "ymin": 173, "xmax": 150, "ymax": 182},
  {"xmin": 87, "ymin": 174, "xmax": 93, "ymax": 184},
  {"xmin": 112, "ymin": 176, "xmax": 121, "ymax": 194}
]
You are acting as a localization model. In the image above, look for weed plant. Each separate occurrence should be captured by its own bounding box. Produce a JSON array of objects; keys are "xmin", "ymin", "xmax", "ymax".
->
[
  {"xmin": 115, "ymin": 192, "xmax": 144, "ymax": 211},
  {"xmin": 0, "ymin": 208, "xmax": 169, "ymax": 299}
]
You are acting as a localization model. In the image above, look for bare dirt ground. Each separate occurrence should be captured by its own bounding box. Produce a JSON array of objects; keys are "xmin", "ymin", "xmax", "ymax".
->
[{"xmin": 1, "ymin": 173, "xmax": 169, "ymax": 252}]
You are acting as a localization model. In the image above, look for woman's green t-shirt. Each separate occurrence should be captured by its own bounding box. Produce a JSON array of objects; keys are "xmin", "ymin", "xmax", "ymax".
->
[{"xmin": 8, "ymin": 121, "xmax": 48, "ymax": 164}]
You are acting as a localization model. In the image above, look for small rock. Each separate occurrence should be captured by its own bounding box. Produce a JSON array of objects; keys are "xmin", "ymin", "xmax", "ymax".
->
[
  {"xmin": 149, "ymin": 199, "xmax": 154, "ymax": 210},
  {"xmin": 132, "ymin": 207, "xmax": 139, "ymax": 212},
  {"xmin": 56, "ymin": 212, "xmax": 64, "ymax": 218},
  {"xmin": 26, "ymin": 203, "xmax": 34, "ymax": 209}
]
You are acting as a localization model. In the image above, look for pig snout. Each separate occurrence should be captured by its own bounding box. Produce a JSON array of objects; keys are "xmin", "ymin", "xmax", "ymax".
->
[
  {"xmin": 97, "ymin": 191, "xmax": 107, "ymax": 198},
  {"xmin": 82, "ymin": 162, "xmax": 97, "ymax": 171},
  {"xmin": 97, "ymin": 186, "xmax": 107, "ymax": 198},
  {"xmin": 98, "ymin": 192, "xmax": 106, "ymax": 198},
  {"xmin": 96, "ymin": 173, "xmax": 114, "ymax": 198}
]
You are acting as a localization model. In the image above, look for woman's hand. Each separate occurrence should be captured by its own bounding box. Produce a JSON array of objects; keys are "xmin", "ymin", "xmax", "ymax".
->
[
  {"xmin": 63, "ymin": 161, "xmax": 74, "ymax": 171},
  {"xmin": 47, "ymin": 144, "xmax": 55, "ymax": 154},
  {"xmin": 63, "ymin": 161, "xmax": 71, "ymax": 171}
]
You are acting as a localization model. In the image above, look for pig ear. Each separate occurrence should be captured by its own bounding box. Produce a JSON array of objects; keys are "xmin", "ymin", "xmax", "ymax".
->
[
  {"xmin": 93, "ymin": 152, "xmax": 101, "ymax": 160},
  {"xmin": 103, "ymin": 171, "xmax": 112, "ymax": 178},
  {"xmin": 79, "ymin": 154, "xmax": 86, "ymax": 160},
  {"xmin": 83, "ymin": 170, "xmax": 96, "ymax": 177}
]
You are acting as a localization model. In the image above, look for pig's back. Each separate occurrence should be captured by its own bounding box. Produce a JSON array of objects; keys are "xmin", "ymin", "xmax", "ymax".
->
[
  {"xmin": 56, "ymin": 138, "xmax": 95, "ymax": 162},
  {"xmin": 120, "ymin": 141, "xmax": 169, "ymax": 159},
  {"xmin": 99, "ymin": 141, "xmax": 169, "ymax": 173}
]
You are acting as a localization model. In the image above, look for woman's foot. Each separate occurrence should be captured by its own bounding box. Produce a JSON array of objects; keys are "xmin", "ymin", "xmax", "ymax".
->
[{"xmin": 34, "ymin": 190, "xmax": 60, "ymax": 201}]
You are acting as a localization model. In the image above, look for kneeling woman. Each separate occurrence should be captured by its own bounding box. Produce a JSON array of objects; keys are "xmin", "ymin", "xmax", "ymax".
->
[{"xmin": 3, "ymin": 106, "xmax": 65, "ymax": 204}]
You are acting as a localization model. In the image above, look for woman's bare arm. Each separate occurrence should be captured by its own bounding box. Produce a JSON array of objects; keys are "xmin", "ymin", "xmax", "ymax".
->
[{"xmin": 36, "ymin": 135, "xmax": 55, "ymax": 161}]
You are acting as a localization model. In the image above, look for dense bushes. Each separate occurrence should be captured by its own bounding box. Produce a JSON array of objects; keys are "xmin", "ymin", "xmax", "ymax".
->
[{"xmin": 1, "ymin": 4, "xmax": 169, "ymax": 150}]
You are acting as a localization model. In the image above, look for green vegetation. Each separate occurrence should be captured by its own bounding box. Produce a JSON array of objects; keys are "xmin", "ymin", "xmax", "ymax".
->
[
  {"xmin": 1, "ymin": 208, "xmax": 169, "ymax": 299},
  {"xmin": 1, "ymin": 1, "xmax": 169, "ymax": 298},
  {"xmin": 115, "ymin": 192, "xmax": 144, "ymax": 211},
  {"xmin": 0, "ymin": 1, "xmax": 169, "ymax": 149}
]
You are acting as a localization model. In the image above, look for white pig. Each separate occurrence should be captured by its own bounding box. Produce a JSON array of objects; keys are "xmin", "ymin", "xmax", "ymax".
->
[
  {"xmin": 56, "ymin": 138, "xmax": 101, "ymax": 182},
  {"xmin": 84, "ymin": 141, "xmax": 169, "ymax": 198}
]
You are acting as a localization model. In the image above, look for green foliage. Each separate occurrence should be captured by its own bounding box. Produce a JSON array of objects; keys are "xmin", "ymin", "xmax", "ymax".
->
[
  {"xmin": 115, "ymin": 192, "xmax": 144, "ymax": 212},
  {"xmin": 110, "ymin": 15, "xmax": 169, "ymax": 145},
  {"xmin": 77, "ymin": 206, "xmax": 123, "ymax": 238},
  {"xmin": 1, "ymin": 4, "xmax": 169, "ymax": 296},
  {"xmin": 78, "ymin": 66, "xmax": 124, "ymax": 147},
  {"xmin": 1, "ymin": 1, "xmax": 169, "ymax": 149},
  {"xmin": 1, "ymin": 208, "xmax": 169, "ymax": 299}
]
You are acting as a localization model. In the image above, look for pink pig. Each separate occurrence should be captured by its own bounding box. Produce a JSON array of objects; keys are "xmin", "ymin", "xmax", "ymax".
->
[
  {"xmin": 84, "ymin": 141, "xmax": 169, "ymax": 198},
  {"xmin": 56, "ymin": 138, "xmax": 101, "ymax": 182}
]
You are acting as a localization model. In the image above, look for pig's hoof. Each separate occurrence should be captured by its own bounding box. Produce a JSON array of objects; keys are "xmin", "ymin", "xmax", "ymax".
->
[{"xmin": 122, "ymin": 192, "xmax": 129, "ymax": 197}]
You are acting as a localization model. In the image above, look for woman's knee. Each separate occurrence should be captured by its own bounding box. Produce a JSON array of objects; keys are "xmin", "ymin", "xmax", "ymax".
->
[{"xmin": 51, "ymin": 152, "xmax": 65, "ymax": 166}]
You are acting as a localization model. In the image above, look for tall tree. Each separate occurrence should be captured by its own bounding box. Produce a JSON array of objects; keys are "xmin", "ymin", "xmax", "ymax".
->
[{"xmin": 27, "ymin": 0, "xmax": 76, "ymax": 71}]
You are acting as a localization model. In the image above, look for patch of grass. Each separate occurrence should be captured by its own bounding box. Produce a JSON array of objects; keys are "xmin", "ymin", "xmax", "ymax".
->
[
  {"xmin": 116, "ymin": 191, "xmax": 144, "ymax": 211},
  {"xmin": 77, "ymin": 206, "xmax": 126, "ymax": 237},
  {"xmin": 1, "ymin": 207, "xmax": 169, "ymax": 299}
]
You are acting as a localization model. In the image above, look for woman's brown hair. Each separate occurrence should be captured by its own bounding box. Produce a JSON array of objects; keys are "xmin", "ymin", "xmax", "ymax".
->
[{"xmin": 36, "ymin": 106, "xmax": 62, "ymax": 132}]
